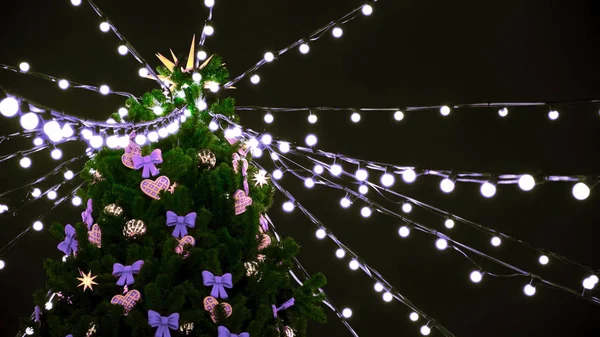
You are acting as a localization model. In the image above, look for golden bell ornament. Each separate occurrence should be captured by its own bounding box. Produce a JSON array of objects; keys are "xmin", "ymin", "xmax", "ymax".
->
[{"xmin": 123, "ymin": 219, "xmax": 147, "ymax": 239}]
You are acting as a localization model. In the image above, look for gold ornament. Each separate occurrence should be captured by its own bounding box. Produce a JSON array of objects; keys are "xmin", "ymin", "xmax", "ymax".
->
[
  {"xmin": 197, "ymin": 149, "xmax": 216, "ymax": 169},
  {"xmin": 86, "ymin": 324, "xmax": 97, "ymax": 337},
  {"xmin": 103, "ymin": 204, "xmax": 124, "ymax": 217},
  {"xmin": 123, "ymin": 219, "xmax": 147, "ymax": 239},
  {"xmin": 252, "ymin": 170, "xmax": 269, "ymax": 188},
  {"xmin": 179, "ymin": 322, "xmax": 194, "ymax": 335},
  {"xmin": 77, "ymin": 271, "xmax": 98, "ymax": 292}
]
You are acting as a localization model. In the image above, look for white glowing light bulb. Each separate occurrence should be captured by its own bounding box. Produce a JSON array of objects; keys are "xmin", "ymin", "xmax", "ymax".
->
[
  {"xmin": 313, "ymin": 164, "xmax": 324, "ymax": 174},
  {"xmin": 374, "ymin": 282, "xmax": 384, "ymax": 292},
  {"xmin": 135, "ymin": 134, "xmax": 147, "ymax": 146},
  {"xmin": 21, "ymin": 112, "xmax": 39, "ymax": 130},
  {"xmin": 572, "ymin": 182, "xmax": 590, "ymax": 200},
  {"xmin": 518, "ymin": 174, "xmax": 536, "ymax": 191},
  {"xmin": 382, "ymin": 292, "xmax": 393, "ymax": 302},
  {"xmin": 420, "ymin": 325, "xmax": 431, "ymax": 336},
  {"xmin": 33, "ymin": 137, "xmax": 44, "ymax": 146},
  {"xmin": 589, "ymin": 275, "xmax": 599, "ymax": 284},
  {"xmin": 250, "ymin": 74, "xmax": 260, "ymax": 84},
  {"xmin": 64, "ymin": 170, "xmax": 74, "ymax": 180},
  {"xmin": 72, "ymin": 196, "xmax": 82, "ymax": 206},
  {"xmin": 305, "ymin": 134, "xmax": 318, "ymax": 146},
  {"xmin": 71, "ymin": 0, "xmax": 82, "ymax": 6},
  {"xmin": 252, "ymin": 148, "xmax": 263, "ymax": 158},
  {"xmin": 340, "ymin": 197, "xmax": 352, "ymax": 209},
  {"xmin": 44, "ymin": 120, "xmax": 63, "ymax": 142},
  {"xmin": 273, "ymin": 169, "xmax": 283, "ymax": 180},
  {"xmin": 358, "ymin": 184, "xmax": 369, "ymax": 194},
  {"xmin": 349, "ymin": 259, "xmax": 360, "ymax": 270},
  {"xmin": 58, "ymin": 79, "xmax": 70, "ymax": 90},
  {"xmin": 299, "ymin": 43, "xmax": 310, "ymax": 54},
  {"xmin": 498, "ymin": 107, "xmax": 508, "ymax": 117},
  {"xmin": 191, "ymin": 72, "xmax": 202, "ymax": 83},
  {"xmin": 167, "ymin": 122, "xmax": 179, "ymax": 134},
  {"xmin": 264, "ymin": 52, "xmax": 275, "ymax": 62},
  {"xmin": 335, "ymin": 248, "xmax": 346, "ymax": 258},
  {"xmin": 270, "ymin": 152, "xmax": 279, "ymax": 161},
  {"xmin": 264, "ymin": 112, "xmax": 274, "ymax": 124},
  {"xmin": 283, "ymin": 201, "xmax": 295, "ymax": 212},
  {"xmin": 19, "ymin": 62, "xmax": 30, "ymax": 72},
  {"xmin": 381, "ymin": 173, "xmax": 395, "ymax": 187},
  {"xmin": 204, "ymin": 0, "xmax": 215, "ymax": 7},
  {"xmin": 480, "ymin": 182, "xmax": 496, "ymax": 198},
  {"xmin": 196, "ymin": 99, "xmax": 208, "ymax": 111},
  {"xmin": 583, "ymin": 277, "xmax": 595, "ymax": 290},
  {"xmin": 260, "ymin": 134, "xmax": 272, "ymax": 145},
  {"xmin": 118, "ymin": 135, "xmax": 130, "ymax": 148},
  {"xmin": 197, "ymin": 51, "xmax": 208, "ymax": 60},
  {"xmin": 25, "ymin": 327, "xmax": 34, "ymax": 335},
  {"xmin": 355, "ymin": 169, "xmax": 368, "ymax": 181},
  {"xmin": 548, "ymin": 110, "xmax": 559, "ymax": 120},
  {"xmin": 20, "ymin": 157, "xmax": 32, "ymax": 168},
  {"xmin": 402, "ymin": 202, "xmax": 412, "ymax": 213},
  {"xmin": 440, "ymin": 178, "xmax": 455, "ymax": 193},
  {"xmin": 158, "ymin": 127, "xmax": 169, "ymax": 138},
  {"xmin": 524, "ymin": 284, "xmax": 536, "ymax": 296},
  {"xmin": 491, "ymin": 236, "xmax": 502, "ymax": 247},
  {"xmin": 204, "ymin": 25, "xmax": 214, "ymax": 36},
  {"xmin": 308, "ymin": 114, "xmax": 318, "ymax": 124},
  {"xmin": 33, "ymin": 221, "xmax": 43, "ymax": 231},
  {"xmin": 332, "ymin": 27, "xmax": 343, "ymax": 38},
  {"xmin": 316, "ymin": 228, "xmax": 326, "ymax": 239},
  {"xmin": 224, "ymin": 128, "xmax": 235, "ymax": 139},
  {"xmin": 350, "ymin": 112, "xmax": 361, "ymax": 123},
  {"xmin": 410, "ymin": 312, "xmax": 419, "ymax": 322},
  {"xmin": 45, "ymin": 301, "xmax": 53, "ymax": 310},
  {"xmin": 435, "ymin": 238, "xmax": 448, "ymax": 250},
  {"xmin": 444, "ymin": 219, "xmax": 455, "ymax": 229},
  {"xmin": 342, "ymin": 308, "xmax": 353, "ymax": 318},
  {"xmin": 61, "ymin": 124, "xmax": 74, "ymax": 138},
  {"xmin": 51, "ymin": 149, "xmax": 62, "ymax": 160},
  {"xmin": 362, "ymin": 4, "xmax": 373, "ymax": 16},
  {"xmin": 153, "ymin": 106, "xmax": 164, "ymax": 115},
  {"xmin": 47, "ymin": 190, "xmax": 57, "ymax": 200},
  {"xmin": 394, "ymin": 110, "xmax": 404, "ymax": 121},
  {"xmin": 402, "ymin": 169, "xmax": 417, "ymax": 183},
  {"xmin": 90, "ymin": 135, "xmax": 103, "ymax": 148},
  {"xmin": 118, "ymin": 45, "xmax": 128, "ymax": 55},
  {"xmin": 0, "ymin": 97, "xmax": 19, "ymax": 117},
  {"xmin": 99, "ymin": 85, "xmax": 110, "ymax": 95},
  {"xmin": 99, "ymin": 22, "xmax": 110, "ymax": 32},
  {"xmin": 360, "ymin": 207, "xmax": 372, "ymax": 218},
  {"xmin": 32, "ymin": 188, "xmax": 41, "ymax": 198},
  {"xmin": 539, "ymin": 255, "xmax": 549, "ymax": 265},
  {"xmin": 209, "ymin": 82, "xmax": 220, "ymax": 93},
  {"xmin": 304, "ymin": 178, "xmax": 315, "ymax": 189},
  {"xmin": 330, "ymin": 164, "xmax": 342, "ymax": 176},
  {"xmin": 0, "ymin": 260, "xmax": 5, "ymax": 269},
  {"xmin": 208, "ymin": 121, "xmax": 219, "ymax": 131},
  {"xmin": 470, "ymin": 271, "xmax": 483, "ymax": 283},
  {"xmin": 81, "ymin": 129, "xmax": 92, "ymax": 140},
  {"xmin": 106, "ymin": 135, "xmax": 119, "ymax": 149},
  {"xmin": 148, "ymin": 131, "xmax": 159, "ymax": 142},
  {"xmin": 440, "ymin": 105, "xmax": 451, "ymax": 116}
]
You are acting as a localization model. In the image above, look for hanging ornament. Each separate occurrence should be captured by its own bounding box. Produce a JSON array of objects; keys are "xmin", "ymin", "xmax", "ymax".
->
[
  {"xmin": 85, "ymin": 324, "xmax": 97, "ymax": 337},
  {"xmin": 88, "ymin": 224, "xmax": 102, "ymax": 248},
  {"xmin": 110, "ymin": 289, "xmax": 142, "ymax": 316},
  {"xmin": 175, "ymin": 236, "xmax": 196, "ymax": 257},
  {"xmin": 103, "ymin": 203, "xmax": 124, "ymax": 217},
  {"xmin": 233, "ymin": 189, "xmax": 252, "ymax": 215},
  {"xmin": 167, "ymin": 182, "xmax": 178, "ymax": 194},
  {"xmin": 244, "ymin": 261, "xmax": 259, "ymax": 277},
  {"xmin": 179, "ymin": 323, "xmax": 194, "ymax": 336},
  {"xmin": 123, "ymin": 219, "xmax": 147, "ymax": 239},
  {"xmin": 203, "ymin": 296, "xmax": 233, "ymax": 323},
  {"xmin": 77, "ymin": 270, "xmax": 99, "ymax": 292},
  {"xmin": 121, "ymin": 145, "xmax": 142, "ymax": 169},
  {"xmin": 283, "ymin": 326, "xmax": 295, "ymax": 337},
  {"xmin": 252, "ymin": 170, "xmax": 269, "ymax": 188},
  {"xmin": 91, "ymin": 170, "xmax": 104, "ymax": 184},
  {"xmin": 197, "ymin": 149, "xmax": 216, "ymax": 169},
  {"xmin": 140, "ymin": 175, "xmax": 171, "ymax": 200},
  {"xmin": 258, "ymin": 234, "xmax": 272, "ymax": 251}
]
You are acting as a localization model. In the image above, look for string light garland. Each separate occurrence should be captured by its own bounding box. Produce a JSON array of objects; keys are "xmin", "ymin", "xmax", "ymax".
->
[{"xmin": 197, "ymin": 0, "xmax": 215, "ymax": 51}]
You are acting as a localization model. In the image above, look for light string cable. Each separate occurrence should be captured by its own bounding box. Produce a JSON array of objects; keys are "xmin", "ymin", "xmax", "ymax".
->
[
  {"xmin": 81, "ymin": 0, "xmax": 169, "ymax": 91},
  {"xmin": 262, "ymin": 213, "xmax": 361, "ymax": 337},
  {"xmin": 197, "ymin": 0, "xmax": 215, "ymax": 49},
  {"xmin": 265, "ymin": 147, "xmax": 600, "ymax": 306},
  {"xmin": 223, "ymin": 1, "xmax": 379, "ymax": 88},
  {"xmin": 254, "ymin": 160, "xmax": 456, "ymax": 337},
  {"xmin": 0, "ymin": 63, "xmax": 138, "ymax": 99},
  {"xmin": 286, "ymin": 146, "xmax": 599, "ymax": 273}
]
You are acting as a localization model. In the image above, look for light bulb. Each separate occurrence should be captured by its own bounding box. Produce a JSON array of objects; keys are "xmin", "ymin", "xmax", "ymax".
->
[
  {"xmin": 197, "ymin": 50, "xmax": 208, "ymax": 60},
  {"xmin": 498, "ymin": 107, "xmax": 508, "ymax": 117},
  {"xmin": 118, "ymin": 135, "xmax": 130, "ymax": 148},
  {"xmin": 394, "ymin": 110, "xmax": 404, "ymax": 121},
  {"xmin": 138, "ymin": 67, "xmax": 149, "ymax": 77},
  {"xmin": 335, "ymin": 248, "xmax": 346, "ymax": 258},
  {"xmin": 524, "ymin": 284, "xmax": 536, "ymax": 296},
  {"xmin": 273, "ymin": 169, "xmax": 283, "ymax": 180},
  {"xmin": 64, "ymin": 170, "xmax": 74, "ymax": 180},
  {"xmin": 118, "ymin": 107, "xmax": 128, "ymax": 117},
  {"xmin": 349, "ymin": 259, "xmax": 360, "ymax": 270},
  {"xmin": 80, "ymin": 129, "xmax": 92, "ymax": 140},
  {"xmin": 440, "ymin": 178, "xmax": 455, "ymax": 193},
  {"xmin": 71, "ymin": 0, "xmax": 82, "ymax": 6},
  {"xmin": 330, "ymin": 164, "xmax": 342, "ymax": 176},
  {"xmin": 33, "ymin": 221, "xmax": 44, "ymax": 231},
  {"xmin": 420, "ymin": 325, "xmax": 431, "ymax": 336},
  {"xmin": 264, "ymin": 52, "xmax": 275, "ymax": 62},
  {"xmin": 361, "ymin": 207, "xmax": 372, "ymax": 218},
  {"xmin": 232, "ymin": 126, "xmax": 242, "ymax": 137},
  {"xmin": 270, "ymin": 152, "xmax": 279, "ymax": 161},
  {"xmin": 106, "ymin": 135, "xmax": 119, "ymax": 148},
  {"xmin": 358, "ymin": 184, "xmax": 369, "ymax": 194},
  {"xmin": 203, "ymin": 25, "xmax": 214, "ymax": 36},
  {"xmin": 590, "ymin": 275, "xmax": 599, "ymax": 284},
  {"xmin": 382, "ymin": 292, "xmax": 393, "ymax": 302},
  {"xmin": 20, "ymin": 157, "xmax": 32, "ymax": 168},
  {"xmin": 99, "ymin": 85, "xmax": 110, "ymax": 95},
  {"xmin": 251, "ymin": 148, "xmax": 263, "ymax": 158},
  {"xmin": 25, "ymin": 327, "xmax": 34, "ymax": 335},
  {"xmin": 89, "ymin": 135, "xmax": 103, "ymax": 148},
  {"xmin": 51, "ymin": 149, "xmax": 62, "ymax": 160},
  {"xmin": 44, "ymin": 121, "xmax": 63, "ymax": 142},
  {"xmin": 167, "ymin": 122, "xmax": 179, "ymax": 134},
  {"xmin": 248, "ymin": 137, "xmax": 259, "ymax": 149},
  {"xmin": 518, "ymin": 174, "xmax": 536, "ymax": 191},
  {"xmin": 183, "ymin": 108, "xmax": 192, "ymax": 117},
  {"xmin": 209, "ymin": 82, "xmax": 220, "ymax": 93},
  {"xmin": 444, "ymin": 219, "xmax": 455, "ymax": 229},
  {"xmin": 190, "ymin": 72, "xmax": 202, "ymax": 83},
  {"xmin": 153, "ymin": 106, "xmax": 163, "ymax": 115},
  {"xmin": 32, "ymin": 188, "xmax": 41, "ymax": 198},
  {"xmin": 19, "ymin": 62, "xmax": 30, "ymax": 72},
  {"xmin": 308, "ymin": 114, "xmax": 318, "ymax": 124},
  {"xmin": 362, "ymin": 4, "xmax": 373, "ymax": 15},
  {"xmin": 332, "ymin": 27, "xmax": 343, "ymax": 38},
  {"xmin": 299, "ymin": 43, "xmax": 310, "ymax": 54},
  {"xmin": 283, "ymin": 201, "xmax": 295, "ymax": 212},
  {"xmin": 402, "ymin": 202, "xmax": 412, "ymax": 213},
  {"xmin": 583, "ymin": 277, "xmax": 595, "ymax": 290},
  {"xmin": 204, "ymin": 0, "xmax": 215, "ymax": 7},
  {"xmin": 548, "ymin": 110, "xmax": 559, "ymax": 120},
  {"xmin": 491, "ymin": 236, "xmax": 502, "ymax": 247},
  {"xmin": 158, "ymin": 127, "xmax": 169, "ymax": 138},
  {"xmin": 316, "ymin": 228, "xmax": 326, "ymax": 239},
  {"xmin": 33, "ymin": 137, "xmax": 44, "ymax": 146},
  {"xmin": 538, "ymin": 255, "xmax": 549, "ymax": 265},
  {"xmin": 374, "ymin": 282, "xmax": 384, "ymax": 292},
  {"xmin": 440, "ymin": 105, "xmax": 451, "ymax": 116},
  {"xmin": 264, "ymin": 112, "xmax": 274, "ymax": 124},
  {"xmin": 435, "ymin": 238, "xmax": 448, "ymax": 250},
  {"xmin": 313, "ymin": 164, "xmax": 324, "ymax": 174},
  {"xmin": 45, "ymin": 301, "xmax": 53, "ymax": 310},
  {"xmin": 0, "ymin": 97, "xmax": 19, "ymax": 117},
  {"xmin": 148, "ymin": 131, "xmax": 159, "ymax": 142},
  {"xmin": 355, "ymin": 169, "xmax": 368, "ymax": 181},
  {"xmin": 62, "ymin": 124, "xmax": 74, "ymax": 138},
  {"xmin": 304, "ymin": 178, "xmax": 315, "ymax": 188},
  {"xmin": 118, "ymin": 45, "xmax": 128, "ymax": 55},
  {"xmin": 224, "ymin": 128, "xmax": 235, "ymax": 139},
  {"xmin": 342, "ymin": 308, "xmax": 353, "ymax": 318},
  {"xmin": 350, "ymin": 112, "xmax": 361, "ymax": 123},
  {"xmin": 305, "ymin": 134, "xmax": 318, "ymax": 146},
  {"xmin": 107, "ymin": 119, "xmax": 116, "ymax": 125},
  {"xmin": 99, "ymin": 22, "xmax": 110, "ymax": 32},
  {"xmin": 47, "ymin": 190, "xmax": 57, "ymax": 200},
  {"xmin": 248, "ymin": 74, "xmax": 261, "ymax": 85},
  {"xmin": 340, "ymin": 197, "xmax": 351, "ymax": 208},
  {"xmin": 572, "ymin": 182, "xmax": 590, "ymax": 200},
  {"xmin": 402, "ymin": 169, "xmax": 417, "ymax": 183},
  {"xmin": 208, "ymin": 121, "xmax": 219, "ymax": 132},
  {"xmin": 381, "ymin": 173, "xmax": 395, "ymax": 187},
  {"xmin": 58, "ymin": 79, "xmax": 70, "ymax": 90},
  {"xmin": 470, "ymin": 271, "xmax": 483, "ymax": 283},
  {"xmin": 410, "ymin": 312, "xmax": 419, "ymax": 322},
  {"xmin": 480, "ymin": 182, "xmax": 496, "ymax": 198},
  {"xmin": 260, "ymin": 134, "xmax": 272, "ymax": 145},
  {"xmin": 196, "ymin": 99, "xmax": 208, "ymax": 110},
  {"xmin": 0, "ymin": 260, "xmax": 4, "ymax": 269},
  {"xmin": 135, "ymin": 134, "xmax": 147, "ymax": 145},
  {"xmin": 72, "ymin": 196, "xmax": 82, "ymax": 206}
]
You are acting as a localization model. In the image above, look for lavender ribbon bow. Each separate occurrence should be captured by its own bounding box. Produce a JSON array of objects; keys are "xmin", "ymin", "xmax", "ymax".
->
[
  {"xmin": 202, "ymin": 270, "xmax": 233, "ymax": 299},
  {"xmin": 81, "ymin": 199, "xmax": 93, "ymax": 230},
  {"xmin": 34, "ymin": 306, "xmax": 41, "ymax": 323},
  {"xmin": 166, "ymin": 211, "xmax": 197, "ymax": 238},
  {"xmin": 272, "ymin": 298, "xmax": 295, "ymax": 318},
  {"xmin": 218, "ymin": 326, "xmax": 250, "ymax": 337},
  {"xmin": 132, "ymin": 149, "xmax": 163, "ymax": 178},
  {"xmin": 125, "ymin": 132, "xmax": 137, "ymax": 153},
  {"xmin": 112, "ymin": 260, "xmax": 144, "ymax": 286},
  {"xmin": 148, "ymin": 310, "xmax": 179, "ymax": 337},
  {"xmin": 259, "ymin": 214, "xmax": 268, "ymax": 232},
  {"xmin": 57, "ymin": 224, "xmax": 78, "ymax": 256}
]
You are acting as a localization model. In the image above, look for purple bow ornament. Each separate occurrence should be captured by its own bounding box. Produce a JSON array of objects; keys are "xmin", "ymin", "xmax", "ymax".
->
[
  {"xmin": 259, "ymin": 214, "xmax": 268, "ymax": 232},
  {"xmin": 166, "ymin": 211, "xmax": 197, "ymax": 238},
  {"xmin": 125, "ymin": 132, "xmax": 138, "ymax": 153},
  {"xmin": 202, "ymin": 271, "xmax": 233, "ymax": 299},
  {"xmin": 34, "ymin": 306, "xmax": 41, "ymax": 324},
  {"xmin": 57, "ymin": 224, "xmax": 78, "ymax": 256},
  {"xmin": 148, "ymin": 310, "xmax": 179, "ymax": 337},
  {"xmin": 81, "ymin": 199, "xmax": 93, "ymax": 230},
  {"xmin": 132, "ymin": 149, "xmax": 163, "ymax": 178},
  {"xmin": 218, "ymin": 326, "xmax": 250, "ymax": 337},
  {"xmin": 272, "ymin": 298, "xmax": 295, "ymax": 318},
  {"xmin": 112, "ymin": 260, "xmax": 144, "ymax": 286}
]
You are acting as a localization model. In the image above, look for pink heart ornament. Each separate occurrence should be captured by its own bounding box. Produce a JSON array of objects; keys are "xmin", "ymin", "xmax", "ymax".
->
[
  {"xmin": 110, "ymin": 289, "xmax": 142, "ymax": 316},
  {"xmin": 258, "ymin": 233, "xmax": 271, "ymax": 251},
  {"xmin": 140, "ymin": 176, "xmax": 171, "ymax": 200},
  {"xmin": 88, "ymin": 224, "xmax": 102, "ymax": 248},
  {"xmin": 202, "ymin": 296, "xmax": 233, "ymax": 323},
  {"xmin": 233, "ymin": 189, "xmax": 252, "ymax": 215},
  {"xmin": 121, "ymin": 146, "xmax": 142, "ymax": 169}
]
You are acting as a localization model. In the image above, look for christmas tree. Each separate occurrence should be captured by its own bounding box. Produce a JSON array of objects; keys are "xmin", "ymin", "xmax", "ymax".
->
[{"xmin": 23, "ymin": 43, "xmax": 326, "ymax": 337}]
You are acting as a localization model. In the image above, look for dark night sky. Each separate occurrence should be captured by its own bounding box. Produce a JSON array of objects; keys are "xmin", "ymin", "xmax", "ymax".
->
[{"xmin": 1, "ymin": 1, "xmax": 600, "ymax": 336}]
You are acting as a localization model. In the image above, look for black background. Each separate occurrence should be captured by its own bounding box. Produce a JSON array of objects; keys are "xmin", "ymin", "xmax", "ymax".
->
[{"xmin": 1, "ymin": 1, "xmax": 599, "ymax": 336}]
